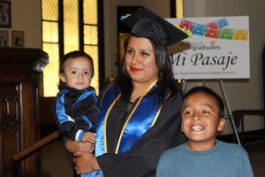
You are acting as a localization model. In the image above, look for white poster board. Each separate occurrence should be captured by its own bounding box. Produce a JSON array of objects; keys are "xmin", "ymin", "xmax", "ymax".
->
[{"xmin": 166, "ymin": 16, "xmax": 249, "ymax": 79}]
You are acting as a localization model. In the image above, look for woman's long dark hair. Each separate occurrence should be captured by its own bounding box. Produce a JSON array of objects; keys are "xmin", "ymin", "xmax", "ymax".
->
[{"xmin": 116, "ymin": 36, "xmax": 179, "ymax": 102}]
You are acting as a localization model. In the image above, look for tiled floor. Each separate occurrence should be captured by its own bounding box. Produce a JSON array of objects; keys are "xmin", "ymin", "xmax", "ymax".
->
[{"xmin": 41, "ymin": 138, "xmax": 265, "ymax": 177}]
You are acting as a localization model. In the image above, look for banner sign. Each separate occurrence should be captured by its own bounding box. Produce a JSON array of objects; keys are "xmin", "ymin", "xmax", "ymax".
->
[{"xmin": 166, "ymin": 16, "xmax": 249, "ymax": 79}]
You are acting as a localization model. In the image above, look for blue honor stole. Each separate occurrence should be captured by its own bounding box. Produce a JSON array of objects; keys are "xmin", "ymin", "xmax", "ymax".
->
[{"xmin": 87, "ymin": 79, "xmax": 170, "ymax": 176}]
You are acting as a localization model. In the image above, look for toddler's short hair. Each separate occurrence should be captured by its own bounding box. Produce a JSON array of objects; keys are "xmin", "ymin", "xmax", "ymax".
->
[{"xmin": 59, "ymin": 50, "xmax": 94, "ymax": 77}]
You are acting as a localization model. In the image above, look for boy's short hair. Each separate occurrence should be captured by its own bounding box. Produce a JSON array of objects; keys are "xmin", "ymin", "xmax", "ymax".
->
[
  {"xmin": 59, "ymin": 50, "xmax": 94, "ymax": 77},
  {"xmin": 183, "ymin": 86, "xmax": 225, "ymax": 118},
  {"xmin": 59, "ymin": 50, "xmax": 94, "ymax": 90}
]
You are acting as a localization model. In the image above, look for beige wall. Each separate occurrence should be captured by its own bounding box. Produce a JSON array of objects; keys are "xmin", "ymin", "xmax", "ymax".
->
[{"xmin": 0, "ymin": 0, "xmax": 41, "ymax": 48}]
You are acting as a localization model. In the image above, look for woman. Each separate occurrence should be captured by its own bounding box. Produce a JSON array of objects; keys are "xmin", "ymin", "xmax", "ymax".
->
[{"xmin": 69, "ymin": 7, "xmax": 188, "ymax": 177}]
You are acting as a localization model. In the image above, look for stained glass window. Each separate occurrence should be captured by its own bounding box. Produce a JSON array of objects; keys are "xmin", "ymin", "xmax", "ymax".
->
[
  {"xmin": 176, "ymin": 0, "xmax": 183, "ymax": 18},
  {"xmin": 42, "ymin": 0, "xmax": 99, "ymax": 96}
]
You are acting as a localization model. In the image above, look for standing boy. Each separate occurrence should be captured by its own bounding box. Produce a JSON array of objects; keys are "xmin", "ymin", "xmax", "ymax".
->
[{"xmin": 156, "ymin": 86, "xmax": 254, "ymax": 177}]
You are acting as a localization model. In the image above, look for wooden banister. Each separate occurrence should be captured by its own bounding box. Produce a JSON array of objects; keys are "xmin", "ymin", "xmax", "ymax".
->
[
  {"xmin": 13, "ymin": 130, "xmax": 60, "ymax": 177},
  {"xmin": 13, "ymin": 130, "xmax": 60, "ymax": 161}
]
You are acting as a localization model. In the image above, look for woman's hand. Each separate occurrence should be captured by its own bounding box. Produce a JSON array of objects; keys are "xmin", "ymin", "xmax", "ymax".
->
[
  {"xmin": 65, "ymin": 139, "xmax": 95, "ymax": 154},
  {"xmin": 74, "ymin": 153, "xmax": 101, "ymax": 174},
  {"xmin": 82, "ymin": 131, "xmax": 96, "ymax": 143}
]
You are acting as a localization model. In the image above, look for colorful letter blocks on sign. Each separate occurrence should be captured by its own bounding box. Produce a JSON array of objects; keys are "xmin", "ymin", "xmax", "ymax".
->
[
  {"xmin": 205, "ymin": 27, "xmax": 219, "ymax": 39},
  {"xmin": 179, "ymin": 19, "xmax": 193, "ymax": 31},
  {"xmin": 219, "ymin": 29, "xmax": 233, "ymax": 40},
  {"xmin": 234, "ymin": 30, "xmax": 248, "ymax": 40},
  {"xmin": 216, "ymin": 18, "xmax": 229, "ymax": 28},
  {"xmin": 192, "ymin": 24, "xmax": 206, "ymax": 36},
  {"xmin": 177, "ymin": 17, "xmax": 247, "ymax": 41},
  {"xmin": 207, "ymin": 22, "xmax": 219, "ymax": 29}
]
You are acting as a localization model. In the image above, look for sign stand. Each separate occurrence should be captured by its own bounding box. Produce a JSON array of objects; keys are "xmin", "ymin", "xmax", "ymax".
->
[{"xmin": 182, "ymin": 79, "xmax": 242, "ymax": 146}]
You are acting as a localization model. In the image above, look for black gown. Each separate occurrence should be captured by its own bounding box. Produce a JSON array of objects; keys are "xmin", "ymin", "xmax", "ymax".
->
[{"xmin": 96, "ymin": 83, "xmax": 184, "ymax": 177}]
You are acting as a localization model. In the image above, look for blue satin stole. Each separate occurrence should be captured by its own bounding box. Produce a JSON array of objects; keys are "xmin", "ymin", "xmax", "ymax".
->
[
  {"xmin": 95, "ymin": 79, "xmax": 171, "ymax": 156},
  {"xmin": 88, "ymin": 80, "xmax": 170, "ymax": 176}
]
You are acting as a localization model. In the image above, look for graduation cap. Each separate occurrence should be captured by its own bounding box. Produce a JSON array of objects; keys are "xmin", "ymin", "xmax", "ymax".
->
[{"xmin": 120, "ymin": 7, "xmax": 188, "ymax": 46}]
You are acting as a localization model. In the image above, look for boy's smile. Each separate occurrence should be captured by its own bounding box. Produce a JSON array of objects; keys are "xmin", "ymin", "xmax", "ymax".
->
[
  {"xmin": 181, "ymin": 92, "xmax": 225, "ymax": 151},
  {"xmin": 190, "ymin": 125, "xmax": 205, "ymax": 131}
]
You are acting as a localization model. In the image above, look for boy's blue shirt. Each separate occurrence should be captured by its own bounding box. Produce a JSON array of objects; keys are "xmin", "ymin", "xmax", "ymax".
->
[{"xmin": 156, "ymin": 140, "xmax": 254, "ymax": 177}]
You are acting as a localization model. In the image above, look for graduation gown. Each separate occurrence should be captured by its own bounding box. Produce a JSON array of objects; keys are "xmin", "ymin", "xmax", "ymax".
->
[{"xmin": 96, "ymin": 82, "xmax": 184, "ymax": 177}]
